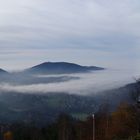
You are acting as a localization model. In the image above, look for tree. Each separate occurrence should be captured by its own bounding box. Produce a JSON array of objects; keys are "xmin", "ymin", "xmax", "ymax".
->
[
  {"xmin": 3, "ymin": 131, "xmax": 13, "ymax": 140},
  {"xmin": 110, "ymin": 103, "xmax": 137, "ymax": 139},
  {"xmin": 95, "ymin": 103, "xmax": 111, "ymax": 140},
  {"xmin": 57, "ymin": 114, "xmax": 76, "ymax": 140}
]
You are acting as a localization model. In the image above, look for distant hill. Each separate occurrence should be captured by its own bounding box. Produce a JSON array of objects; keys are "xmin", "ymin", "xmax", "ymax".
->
[
  {"xmin": 25, "ymin": 62, "xmax": 104, "ymax": 74},
  {"xmin": 0, "ymin": 68, "xmax": 8, "ymax": 75}
]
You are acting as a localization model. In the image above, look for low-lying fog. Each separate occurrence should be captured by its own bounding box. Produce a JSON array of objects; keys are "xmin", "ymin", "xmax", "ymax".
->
[{"xmin": 0, "ymin": 69, "xmax": 139, "ymax": 95}]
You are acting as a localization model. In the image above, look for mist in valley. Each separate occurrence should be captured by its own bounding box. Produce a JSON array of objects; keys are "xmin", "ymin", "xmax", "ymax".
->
[{"xmin": 0, "ymin": 68, "xmax": 138, "ymax": 95}]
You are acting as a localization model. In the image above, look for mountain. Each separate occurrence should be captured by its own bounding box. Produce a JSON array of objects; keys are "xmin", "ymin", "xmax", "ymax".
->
[
  {"xmin": 0, "ymin": 81, "xmax": 134, "ymax": 126},
  {"xmin": 0, "ymin": 68, "xmax": 8, "ymax": 75},
  {"xmin": 25, "ymin": 62, "xmax": 104, "ymax": 74}
]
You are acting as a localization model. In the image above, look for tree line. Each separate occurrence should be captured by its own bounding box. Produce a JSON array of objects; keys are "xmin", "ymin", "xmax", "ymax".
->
[{"xmin": 0, "ymin": 102, "xmax": 139, "ymax": 140}]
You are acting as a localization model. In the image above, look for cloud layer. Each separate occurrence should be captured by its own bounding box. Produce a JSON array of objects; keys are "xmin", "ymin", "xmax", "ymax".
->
[
  {"xmin": 0, "ymin": 0, "xmax": 139, "ymax": 71},
  {"xmin": 0, "ymin": 70, "xmax": 138, "ymax": 95}
]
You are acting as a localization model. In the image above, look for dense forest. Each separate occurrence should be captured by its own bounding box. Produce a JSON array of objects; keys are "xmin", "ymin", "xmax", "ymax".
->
[
  {"xmin": 0, "ymin": 82, "xmax": 135, "ymax": 126},
  {"xmin": 0, "ymin": 102, "xmax": 139, "ymax": 140}
]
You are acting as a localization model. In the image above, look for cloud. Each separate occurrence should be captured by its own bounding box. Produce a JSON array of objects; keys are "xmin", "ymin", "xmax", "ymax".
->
[
  {"xmin": 0, "ymin": 70, "xmax": 137, "ymax": 95},
  {"xmin": 0, "ymin": 0, "xmax": 139, "ymax": 71},
  {"xmin": 0, "ymin": 48, "xmax": 137, "ymax": 71},
  {"xmin": 0, "ymin": 0, "xmax": 139, "ymax": 48}
]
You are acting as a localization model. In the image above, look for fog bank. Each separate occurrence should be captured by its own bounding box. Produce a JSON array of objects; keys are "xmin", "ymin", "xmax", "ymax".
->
[{"xmin": 0, "ymin": 69, "xmax": 139, "ymax": 95}]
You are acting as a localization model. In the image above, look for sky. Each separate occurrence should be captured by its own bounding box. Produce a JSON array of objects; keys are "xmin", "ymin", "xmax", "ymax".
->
[{"xmin": 0, "ymin": 0, "xmax": 140, "ymax": 72}]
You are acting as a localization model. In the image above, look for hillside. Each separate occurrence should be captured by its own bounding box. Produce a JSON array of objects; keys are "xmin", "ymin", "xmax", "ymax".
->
[{"xmin": 0, "ymin": 82, "xmax": 135, "ymax": 126}]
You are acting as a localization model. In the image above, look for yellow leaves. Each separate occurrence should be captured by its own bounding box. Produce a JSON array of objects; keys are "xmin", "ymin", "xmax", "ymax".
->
[{"xmin": 3, "ymin": 131, "xmax": 13, "ymax": 140}]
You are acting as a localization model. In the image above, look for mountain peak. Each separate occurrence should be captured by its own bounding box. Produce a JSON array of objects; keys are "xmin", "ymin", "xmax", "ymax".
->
[{"xmin": 26, "ymin": 62, "xmax": 104, "ymax": 74}]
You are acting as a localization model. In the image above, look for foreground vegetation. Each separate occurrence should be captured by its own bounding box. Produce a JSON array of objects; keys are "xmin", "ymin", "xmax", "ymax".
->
[{"xmin": 0, "ymin": 102, "xmax": 138, "ymax": 140}]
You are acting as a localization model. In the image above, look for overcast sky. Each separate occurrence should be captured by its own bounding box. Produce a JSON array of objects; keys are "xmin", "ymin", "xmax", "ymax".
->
[{"xmin": 0, "ymin": 0, "xmax": 140, "ymax": 72}]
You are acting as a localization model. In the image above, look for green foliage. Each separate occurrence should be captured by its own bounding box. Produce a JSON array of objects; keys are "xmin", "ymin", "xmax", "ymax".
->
[{"xmin": 134, "ymin": 134, "xmax": 140, "ymax": 140}]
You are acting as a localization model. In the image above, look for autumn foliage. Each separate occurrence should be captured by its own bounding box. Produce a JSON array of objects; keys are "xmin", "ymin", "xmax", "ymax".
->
[{"xmin": 0, "ymin": 102, "xmax": 138, "ymax": 140}]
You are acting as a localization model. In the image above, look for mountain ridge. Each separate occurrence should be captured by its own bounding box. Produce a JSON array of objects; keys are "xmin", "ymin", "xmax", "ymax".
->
[{"xmin": 25, "ymin": 62, "xmax": 104, "ymax": 74}]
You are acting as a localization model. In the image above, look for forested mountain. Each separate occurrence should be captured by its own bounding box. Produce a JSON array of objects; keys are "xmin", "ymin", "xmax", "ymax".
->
[{"xmin": 0, "ymin": 81, "xmax": 136, "ymax": 126}]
